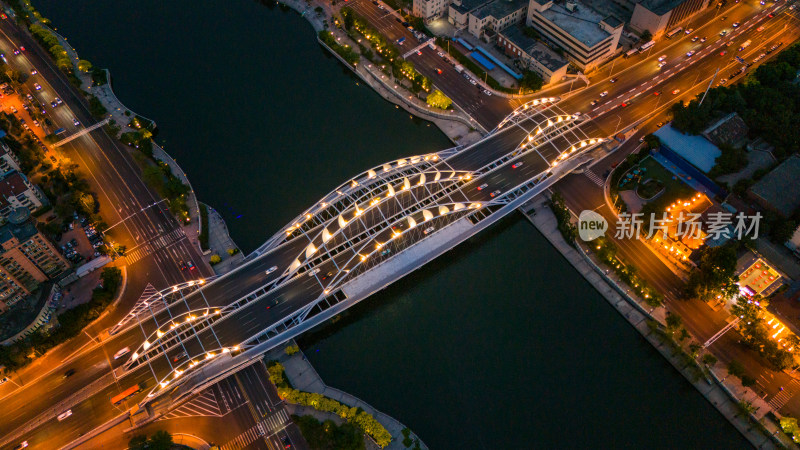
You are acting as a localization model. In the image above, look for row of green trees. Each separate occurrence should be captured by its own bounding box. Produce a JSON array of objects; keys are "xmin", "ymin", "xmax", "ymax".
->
[
  {"xmin": 267, "ymin": 362, "xmax": 392, "ymax": 447},
  {"xmin": 670, "ymin": 43, "xmax": 800, "ymax": 159},
  {"xmin": 318, "ymin": 31, "xmax": 360, "ymax": 66},
  {"xmin": 294, "ymin": 414, "xmax": 365, "ymax": 450},
  {"xmin": 593, "ymin": 236, "xmax": 665, "ymax": 307},
  {"xmin": 0, "ymin": 267, "xmax": 123, "ymax": 370},
  {"xmin": 549, "ymin": 191, "xmax": 577, "ymax": 244},
  {"xmin": 141, "ymin": 162, "xmax": 191, "ymax": 223},
  {"xmin": 732, "ymin": 295, "xmax": 797, "ymax": 371}
]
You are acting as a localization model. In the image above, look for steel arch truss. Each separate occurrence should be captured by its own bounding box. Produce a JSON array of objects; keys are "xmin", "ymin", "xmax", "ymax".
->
[
  {"xmin": 256, "ymin": 148, "xmax": 462, "ymax": 255},
  {"xmin": 494, "ymin": 96, "xmax": 561, "ymax": 133},
  {"xmin": 110, "ymin": 278, "xmax": 216, "ymax": 335},
  {"xmin": 146, "ymin": 344, "xmax": 248, "ymax": 398}
]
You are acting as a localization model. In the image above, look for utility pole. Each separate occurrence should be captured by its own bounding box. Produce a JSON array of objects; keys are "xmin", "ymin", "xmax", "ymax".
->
[{"xmin": 699, "ymin": 67, "xmax": 719, "ymax": 106}]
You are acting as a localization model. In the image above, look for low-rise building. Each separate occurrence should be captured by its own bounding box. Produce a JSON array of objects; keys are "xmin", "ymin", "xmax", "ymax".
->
[
  {"xmin": 0, "ymin": 208, "xmax": 68, "ymax": 294},
  {"xmin": 449, "ymin": 0, "xmax": 486, "ymax": 29},
  {"xmin": 0, "ymin": 170, "xmax": 46, "ymax": 221},
  {"xmin": 748, "ymin": 155, "xmax": 800, "ymax": 217},
  {"xmin": 630, "ymin": 0, "xmax": 711, "ymax": 38},
  {"xmin": 467, "ymin": 0, "xmax": 528, "ymax": 40},
  {"xmin": 497, "ymin": 26, "xmax": 569, "ymax": 83},
  {"xmin": 0, "ymin": 142, "xmax": 21, "ymax": 175},
  {"xmin": 414, "ymin": 0, "xmax": 450, "ymax": 20},
  {"xmin": 526, "ymin": 0, "xmax": 623, "ymax": 71}
]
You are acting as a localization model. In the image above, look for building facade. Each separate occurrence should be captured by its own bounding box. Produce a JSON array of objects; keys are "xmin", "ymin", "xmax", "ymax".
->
[
  {"xmin": 630, "ymin": 0, "xmax": 711, "ymax": 37},
  {"xmin": 526, "ymin": 0, "xmax": 623, "ymax": 71},
  {"xmin": 467, "ymin": 0, "xmax": 528, "ymax": 39},
  {"xmin": 0, "ymin": 142, "xmax": 21, "ymax": 175},
  {"xmin": 497, "ymin": 26, "xmax": 569, "ymax": 83},
  {"xmin": 413, "ymin": 0, "xmax": 450, "ymax": 20},
  {"xmin": 0, "ymin": 170, "xmax": 46, "ymax": 221}
]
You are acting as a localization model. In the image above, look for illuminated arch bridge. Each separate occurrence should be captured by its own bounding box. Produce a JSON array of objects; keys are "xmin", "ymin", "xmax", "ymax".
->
[{"xmin": 120, "ymin": 97, "xmax": 608, "ymax": 400}]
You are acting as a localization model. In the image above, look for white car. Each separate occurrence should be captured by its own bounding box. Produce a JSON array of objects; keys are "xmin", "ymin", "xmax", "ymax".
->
[
  {"xmin": 73, "ymin": 118, "xmax": 80, "ymax": 126},
  {"xmin": 30, "ymin": 69, "xmax": 37, "ymax": 75},
  {"xmin": 437, "ymin": 51, "xmax": 444, "ymax": 57},
  {"xmin": 599, "ymin": 91, "xmax": 608, "ymax": 97},
  {"xmin": 57, "ymin": 409, "xmax": 73, "ymax": 421},
  {"xmin": 732, "ymin": 22, "xmax": 740, "ymax": 28},
  {"xmin": 113, "ymin": 347, "xmax": 130, "ymax": 360},
  {"xmin": 307, "ymin": 268, "xmax": 320, "ymax": 277},
  {"xmin": 469, "ymin": 79, "xmax": 477, "ymax": 85},
  {"xmin": 483, "ymin": 90, "xmax": 492, "ymax": 96},
  {"xmin": 33, "ymin": 83, "xmax": 41, "ymax": 90},
  {"xmin": 490, "ymin": 190, "xmax": 501, "ymax": 198},
  {"xmin": 658, "ymin": 61, "xmax": 666, "ymax": 69},
  {"xmin": 266, "ymin": 266, "xmax": 278, "ymax": 274},
  {"xmin": 477, "ymin": 183, "xmax": 488, "ymax": 191},
  {"xmin": 657, "ymin": 54, "xmax": 667, "ymax": 62},
  {"xmin": 423, "ymin": 226, "xmax": 435, "ymax": 235},
  {"xmin": 512, "ymin": 161, "xmax": 524, "ymax": 169},
  {"xmin": 0, "ymin": 376, "xmax": 9, "ymax": 385},
  {"xmin": 685, "ymin": 50, "xmax": 696, "ymax": 57}
]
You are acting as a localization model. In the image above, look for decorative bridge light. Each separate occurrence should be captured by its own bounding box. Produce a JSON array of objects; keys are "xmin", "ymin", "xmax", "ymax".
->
[
  {"xmin": 580, "ymin": 141, "xmax": 587, "ymax": 148},
  {"xmin": 324, "ymin": 289, "xmax": 330, "ymax": 294},
  {"xmin": 367, "ymin": 169, "xmax": 377, "ymax": 179},
  {"xmin": 160, "ymin": 381, "xmax": 169, "ymax": 388},
  {"xmin": 215, "ymin": 310, "xmax": 221, "ymax": 315},
  {"xmin": 143, "ymin": 340, "xmax": 151, "ymax": 350},
  {"xmin": 232, "ymin": 346, "xmax": 240, "ymax": 351},
  {"xmin": 422, "ymin": 210, "xmax": 434, "ymax": 222},
  {"xmin": 397, "ymin": 159, "xmax": 407, "ymax": 167},
  {"xmin": 206, "ymin": 352, "xmax": 215, "ymax": 360},
  {"xmin": 172, "ymin": 286, "xmax": 178, "ymax": 293},
  {"xmin": 528, "ymin": 135, "xmax": 533, "ymax": 142},
  {"xmin": 403, "ymin": 178, "xmax": 411, "ymax": 190},
  {"xmin": 418, "ymin": 174, "xmax": 426, "ymax": 185},
  {"xmin": 535, "ymin": 127, "xmax": 542, "ymax": 135},
  {"xmin": 360, "ymin": 254, "xmax": 368, "ymax": 262},
  {"xmin": 471, "ymin": 203, "xmax": 481, "ymax": 209},
  {"xmin": 383, "ymin": 164, "xmax": 391, "ymax": 172},
  {"xmin": 386, "ymin": 184, "xmax": 395, "ymax": 197},
  {"xmin": 222, "ymin": 348, "xmax": 230, "ymax": 354},
  {"xmin": 156, "ymin": 330, "xmax": 164, "ymax": 338},
  {"xmin": 465, "ymin": 174, "xmax": 472, "ymax": 180},
  {"xmin": 354, "ymin": 208, "xmax": 363, "ymax": 217},
  {"xmin": 132, "ymin": 352, "xmax": 139, "ymax": 361},
  {"xmin": 375, "ymin": 242, "xmax": 382, "ymax": 249}
]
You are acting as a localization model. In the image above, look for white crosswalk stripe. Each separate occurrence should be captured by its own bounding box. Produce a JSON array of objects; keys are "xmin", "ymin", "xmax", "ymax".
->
[
  {"xmin": 583, "ymin": 169, "xmax": 604, "ymax": 187},
  {"xmin": 125, "ymin": 229, "xmax": 186, "ymax": 265},
  {"xmin": 221, "ymin": 409, "xmax": 291, "ymax": 450},
  {"xmin": 769, "ymin": 380, "xmax": 800, "ymax": 410},
  {"xmin": 161, "ymin": 389, "xmax": 222, "ymax": 419}
]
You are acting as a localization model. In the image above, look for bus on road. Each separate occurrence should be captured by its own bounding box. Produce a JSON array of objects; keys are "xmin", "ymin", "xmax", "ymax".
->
[
  {"xmin": 665, "ymin": 27, "xmax": 683, "ymax": 39},
  {"xmin": 111, "ymin": 383, "xmax": 143, "ymax": 405},
  {"xmin": 624, "ymin": 48, "xmax": 639, "ymax": 58},
  {"xmin": 639, "ymin": 40, "xmax": 655, "ymax": 52}
]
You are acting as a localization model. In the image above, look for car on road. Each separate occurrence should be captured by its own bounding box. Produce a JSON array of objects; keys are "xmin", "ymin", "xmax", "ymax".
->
[
  {"xmin": 691, "ymin": 36, "xmax": 699, "ymax": 42},
  {"xmin": 180, "ymin": 261, "xmax": 188, "ymax": 271},
  {"xmin": 483, "ymin": 89, "xmax": 492, "ymax": 96},
  {"xmin": 12, "ymin": 442, "xmax": 28, "ymax": 450},
  {"xmin": 653, "ymin": 90, "xmax": 662, "ymax": 96},
  {"xmin": 12, "ymin": 48, "xmax": 19, "ymax": 55},
  {"xmin": 609, "ymin": 77, "xmax": 617, "ymax": 83},
  {"xmin": 51, "ymin": 100, "xmax": 58, "ymax": 108},
  {"xmin": 639, "ymin": 136, "xmax": 645, "ymax": 143},
  {"xmin": 685, "ymin": 50, "xmax": 696, "ymax": 57},
  {"xmin": 658, "ymin": 61, "xmax": 666, "ymax": 68},
  {"xmin": 0, "ymin": 376, "xmax": 9, "ymax": 385},
  {"xmin": 281, "ymin": 435, "xmax": 292, "ymax": 449},
  {"xmin": 55, "ymin": 97, "xmax": 63, "ymax": 105},
  {"xmin": 719, "ymin": 30, "xmax": 727, "ymax": 36},
  {"xmin": 657, "ymin": 122, "xmax": 664, "ymax": 127},
  {"xmin": 590, "ymin": 100, "xmax": 598, "ymax": 106},
  {"xmin": 512, "ymin": 161, "xmax": 524, "ymax": 169},
  {"xmin": 114, "ymin": 347, "xmax": 130, "ymax": 360},
  {"xmin": 30, "ymin": 69, "xmax": 37, "ymax": 75},
  {"xmin": 719, "ymin": 78, "xmax": 728, "ymax": 85},
  {"xmin": 57, "ymin": 410, "xmax": 73, "ymax": 421},
  {"xmin": 685, "ymin": 28, "xmax": 693, "ymax": 34},
  {"xmin": 73, "ymin": 118, "xmax": 80, "ymax": 126},
  {"xmin": 436, "ymin": 68, "xmax": 442, "ymax": 74},
  {"xmin": 379, "ymin": 248, "xmax": 391, "ymax": 256},
  {"xmin": 756, "ymin": 26, "xmax": 764, "ymax": 32},
  {"xmin": 423, "ymin": 226, "xmax": 435, "ymax": 235},
  {"xmin": 33, "ymin": 83, "xmax": 41, "ymax": 90},
  {"xmin": 599, "ymin": 90, "xmax": 608, "ymax": 97},
  {"xmin": 720, "ymin": 50, "xmax": 727, "ymax": 56},
  {"xmin": 186, "ymin": 260, "xmax": 196, "ymax": 271},
  {"xmin": 63, "ymin": 368, "xmax": 76, "ymax": 379},
  {"xmin": 477, "ymin": 183, "xmax": 487, "ymax": 191},
  {"xmin": 0, "ymin": 13, "xmax": 6, "ymax": 19},
  {"xmin": 700, "ymin": 36, "xmax": 707, "ymax": 43},
  {"xmin": 657, "ymin": 54, "xmax": 667, "ymax": 61},
  {"xmin": 437, "ymin": 51, "xmax": 444, "ymax": 57},
  {"xmin": 32, "ymin": 119, "xmax": 39, "ymax": 127},
  {"xmin": 266, "ymin": 266, "xmax": 278, "ymax": 274},
  {"xmin": 8, "ymin": 106, "xmax": 15, "ymax": 114},
  {"xmin": 720, "ymin": 15, "xmax": 727, "ymax": 21},
  {"xmin": 489, "ymin": 190, "xmax": 501, "ymax": 198},
  {"xmin": 321, "ymin": 271, "xmax": 333, "ymax": 280},
  {"xmin": 732, "ymin": 22, "xmax": 740, "ymax": 28},
  {"xmin": 172, "ymin": 352, "xmax": 187, "ymax": 363},
  {"xmin": 378, "ymin": 3, "xmax": 384, "ymax": 8},
  {"xmin": 469, "ymin": 79, "xmax": 477, "ymax": 85},
  {"xmin": 308, "ymin": 268, "xmax": 320, "ymax": 277},
  {"xmin": 416, "ymin": 50, "xmax": 422, "ymax": 56},
  {"xmin": 672, "ymin": 89, "xmax": 681, "ymax": 94}
]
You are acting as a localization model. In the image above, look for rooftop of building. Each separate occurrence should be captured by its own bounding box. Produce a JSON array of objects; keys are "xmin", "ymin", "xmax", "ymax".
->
[
  {"xmin": 450, "ymin": 0, "xmax": 486, "ymax": 15},
  {"xmin": 0, "ymin": 171, "xmax": 31, "ymax": 199},
  {"xmin": 471, "ymin": 0, "xmax": 527, "ymax": 20},
  {"xmin": 749, "ymin": 154, "xmax": 800, "ymax": 217},
  {"xmin": 702, "ymin": 112, "xmax": 749, "ymax": 147},
  {"xmin": 653, "ymin": 124, "xmax": 722, "ymax": 173},
  {"xmin": 0, "ymin": 218, "xmax": 38, "ymax": 245},
  {"xmin": 535, "ymin": 1, "xmax": 618, "ymax": 48},
  {"xmin": 581, "ymin": 0, "xmax": 633, "ymax": 23},
  {"xmin": 500, "ymin": 26, "xmax": 569, "ymax": 71},
  {"xmin": 639, "ymin": 0, "xmax": 687, "ymax": 16}
]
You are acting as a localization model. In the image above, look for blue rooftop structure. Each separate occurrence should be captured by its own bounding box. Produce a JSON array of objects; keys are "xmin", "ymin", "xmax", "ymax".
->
[
  {"xmin": 470, "ymin": 51, "xmax": 495, "ymax": 70},
  {"xmin": 653, "ymin": 124, "xmax": 721, "ymax": 173}
]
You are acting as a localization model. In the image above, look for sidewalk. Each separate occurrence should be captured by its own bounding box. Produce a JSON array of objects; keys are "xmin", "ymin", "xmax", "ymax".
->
[
  {"xmin": 204, "ymin": 203, "xmax": 244, "ymax": 275},
  {"xmin": 275, "ymin": 345, "xmax": 428, "ymax": 450},
  {"xmin": 521, "ymin": 194, "xmax": 791, "ymax": 449}
]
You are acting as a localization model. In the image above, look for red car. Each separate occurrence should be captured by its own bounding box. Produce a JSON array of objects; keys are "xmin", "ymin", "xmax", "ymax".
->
[{"xmin": 187, "ymin": 261, "xmax": 196, "ymax": 271}]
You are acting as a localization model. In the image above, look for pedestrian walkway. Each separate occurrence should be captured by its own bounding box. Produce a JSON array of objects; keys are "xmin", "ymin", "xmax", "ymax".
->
[
  {"xmin": 220, "ymin": 409, "xmax": 290, "ymax": 450},
  {"xmin": 583, "ymin": 169, "xmax": 604, "ymax": 187},
  {"xmin": 769, "ymin": 379, "xmax": 800, "ymax": 411},
  {"xmin": 205, "ymin": 203, "xmax": 244, "ymax": 275},
  {"xmin": 124, "ymin": 228, "xmax": 187, "ymax": 265},
  {"xmin": 276, "ymin": 345, "xmax": 428, "ymax": 450}
]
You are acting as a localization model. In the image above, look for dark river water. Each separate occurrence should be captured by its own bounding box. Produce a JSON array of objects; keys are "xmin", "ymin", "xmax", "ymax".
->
[{"xmin": 36, "ymin": 0, "xmax": 746, "ymax": 447}]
